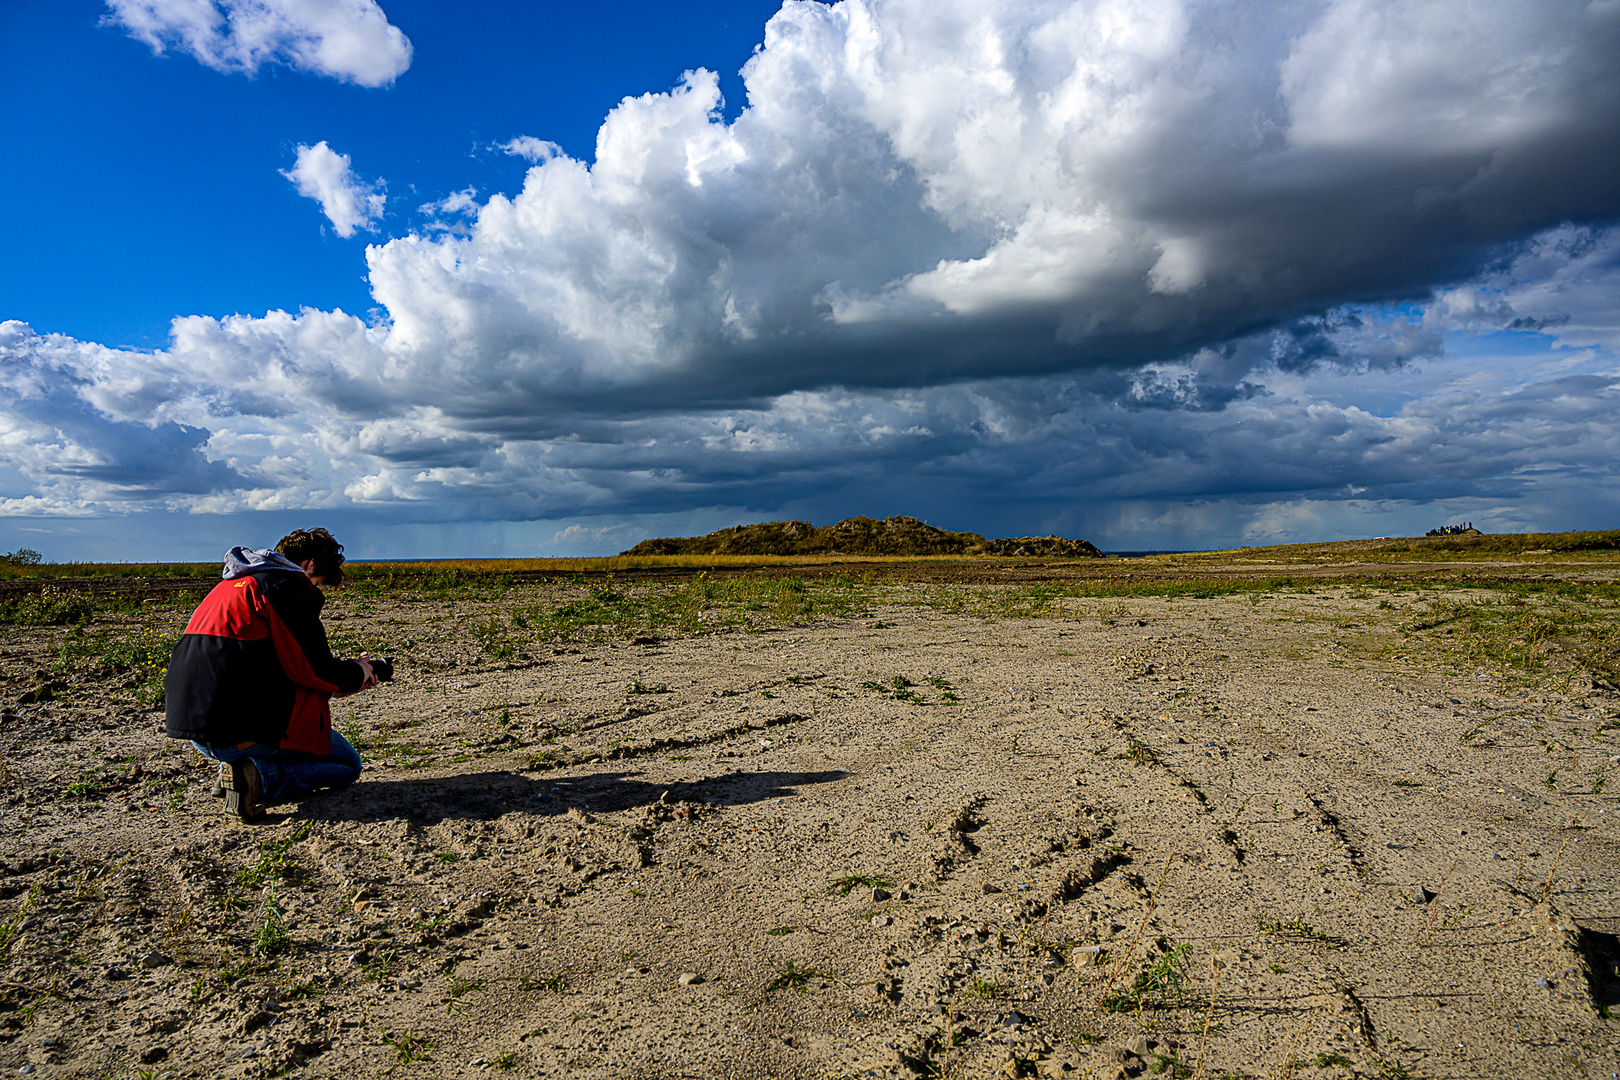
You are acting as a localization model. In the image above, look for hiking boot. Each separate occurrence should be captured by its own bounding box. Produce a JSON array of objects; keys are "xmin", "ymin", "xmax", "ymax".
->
[
  {"xmin": 210, "ymin": 762, "xmax": 228, "ymax": 798},
  {"xmin": 223, "ymin": 760, "xmax": 264, "ymax": 822}
]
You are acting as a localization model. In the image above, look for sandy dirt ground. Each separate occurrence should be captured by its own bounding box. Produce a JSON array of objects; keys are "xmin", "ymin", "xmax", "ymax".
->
[{"xmin": 2, "ymin": 565, "xmax": 1618, "ymax": 1080}]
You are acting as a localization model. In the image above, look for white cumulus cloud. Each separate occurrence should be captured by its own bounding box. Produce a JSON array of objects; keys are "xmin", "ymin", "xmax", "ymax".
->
[
  {"xmin": 281, "ymin": 141, "xmax": 386, "ymax": 237},
  {"xmin": 500, "ymin": 137, "xmax": 563, "ymax": 163},
  {"xmin": 104, "ymin": 0, "xmax": 413, "ymax": 86}
]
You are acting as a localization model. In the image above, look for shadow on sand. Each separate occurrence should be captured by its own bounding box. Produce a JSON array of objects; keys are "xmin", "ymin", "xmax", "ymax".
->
[{"xmin": 279, "ymin": 767, "xmax": 850, "ymax": 826}]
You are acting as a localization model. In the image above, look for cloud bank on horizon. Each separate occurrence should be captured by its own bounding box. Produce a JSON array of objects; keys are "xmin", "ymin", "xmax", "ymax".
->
[{"xmin": 4, "ymin": 0, "xmax": 1620, "ymax": 553}]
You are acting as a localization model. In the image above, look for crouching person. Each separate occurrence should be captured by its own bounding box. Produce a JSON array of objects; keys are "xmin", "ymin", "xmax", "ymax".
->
[{"xmin": 165, "ymin": 528, "xmax": 379, "ymax": 821}]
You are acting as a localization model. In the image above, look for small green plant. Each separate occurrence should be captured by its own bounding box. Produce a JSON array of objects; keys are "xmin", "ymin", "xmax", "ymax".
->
[
  {"xmin": 361, "ymin": 950, "xmax": 396, "ymax": 981},
  {"xmin": 251, "ymin": 888, "xmax": 291, "ymax": 956},
  {"xmin": 1258, "ymin": 917, "xmax": 1343, "ymax": 947},
  {"xmin": 627, "ymin": 680, "xmax": 670, "ymax": 694},
  {"xmin": 472, "ymin": 616, "xmax": 516, "ymax": 659},
  {"xmin": 0, "ymin": 886, "xmax": 39, "ymax": 962},
  {"xmin": 339, "ymin": 711, "xmax": 365, "ymax": 749},
  {"xmin": 765, "ymin": 959, "xmax": 827, "ymax": 994},
  {"xmin": 1594, "ymin": 764, "xmax": 1608, "ymax": 795},
  {"xmin": 518, "ymin": 972, "xmax": 567, "ymax": 992},
  {"xmin": 63, "ymin": 774, "xmax": 102, "ymax": 799},
  {"xmin": 830, "ymin": 873, "xmax": 892, "ymax": 896},
  {"xmin": 1120, "ymin": 739, "xmax": 1157, "ymax": 765},
  {"xmin": 236, "ymin": 821, "xmax": 314, "ymax": 889},
  {"xmin": 1100, "ymin": 942, "xmax": 1192, "ymax": 1012},
  {"xmin": 1545, "ymin": 769, "xmax": 1559, "ymax": 791},
  {"xmin": 492, "ymin": 1051, "xmax": 518, "ymax": 1070},
  {"xmin": 436, "ymin": 852, "xmax": 459, "ymax": 864},
  {"xmin": 1315, "ymin": 1053, "xmax": 1354, "ymax": 1069},
  {"xmin": 1442, "ymin": 904, "xmax": 1476, "ymax": 928},
  {"xmin": 380, "ymin": 1027, "xmax": 435, "ymax": 1065},
  {"xmin": 1148, "ymin": 1050, "xmax": 1191, "ymax": 1077},
  {"xmin": 965, "ymin": 977, "xmax": 1004, "ymax": 998},
  {"xmin": 443, "ymin": 975, "xmax": 484, "ymax": 1014}
]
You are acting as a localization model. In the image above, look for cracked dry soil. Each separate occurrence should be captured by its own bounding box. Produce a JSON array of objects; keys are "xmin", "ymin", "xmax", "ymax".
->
[{"xmin": 2, "ymin": 573, "xmax": 1618, "ymax": 1079}]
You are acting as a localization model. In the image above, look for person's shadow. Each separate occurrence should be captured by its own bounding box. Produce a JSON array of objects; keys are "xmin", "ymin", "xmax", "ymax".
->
[{"xmin": 290, "ymin": 767, "xmax": 850, "ymax": 825}]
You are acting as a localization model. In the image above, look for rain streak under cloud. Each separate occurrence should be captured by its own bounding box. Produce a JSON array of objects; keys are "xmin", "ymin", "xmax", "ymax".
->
[{"xmin": 2, "ymin": 0, "xmax": 1619, "ymax": 558}]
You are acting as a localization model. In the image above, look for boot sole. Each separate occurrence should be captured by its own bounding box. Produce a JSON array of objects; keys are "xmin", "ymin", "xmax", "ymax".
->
[{"xmin": 223, "ymin": 761, "xmax": 264, "ymax": 822}]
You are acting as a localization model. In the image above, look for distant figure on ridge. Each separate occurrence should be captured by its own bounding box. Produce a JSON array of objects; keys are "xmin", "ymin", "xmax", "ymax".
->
[{"xmin": 164, "ymin": 528, "xmax": 381, "ymax": 822}]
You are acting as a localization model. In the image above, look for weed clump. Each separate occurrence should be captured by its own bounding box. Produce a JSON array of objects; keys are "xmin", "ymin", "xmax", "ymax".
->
[
  {"xmin": 0, "ymin": 590, "xmax": 95, "ymax": 626},
  {"xmin": 250, "ymin": 887, "xmax": 290, "ymax": 957}
]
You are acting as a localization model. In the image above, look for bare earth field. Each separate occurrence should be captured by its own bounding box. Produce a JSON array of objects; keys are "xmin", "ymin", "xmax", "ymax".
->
[{"xmin": 2, "ymin": 553, "xmax": 1618, "ymax": 1080}]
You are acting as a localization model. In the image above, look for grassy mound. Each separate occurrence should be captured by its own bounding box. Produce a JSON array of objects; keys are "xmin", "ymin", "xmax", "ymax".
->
[{"xmin": 621, "ymin": 515, "xmax": 1102, "ymax": 558}]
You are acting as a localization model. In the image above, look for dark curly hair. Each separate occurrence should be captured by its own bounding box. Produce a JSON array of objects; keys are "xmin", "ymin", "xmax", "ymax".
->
[{"xmin": 275, "ymin": 528, "xmax": 345, "ymax": 587}]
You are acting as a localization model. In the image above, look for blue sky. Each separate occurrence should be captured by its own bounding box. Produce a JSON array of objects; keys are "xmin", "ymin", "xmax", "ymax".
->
[
  {"xmin": 1, "ymin": 0, "xmax": 781, "ymax": 349},
  {"xmin": 2, "ymin": 0, "xmax": 1619, "ymax": 560}
]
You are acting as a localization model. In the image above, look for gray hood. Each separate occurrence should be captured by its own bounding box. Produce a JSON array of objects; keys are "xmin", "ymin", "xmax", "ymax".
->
[{"xmin": 222, "ymin": 546, "xmax": 306, "ymax": 581}]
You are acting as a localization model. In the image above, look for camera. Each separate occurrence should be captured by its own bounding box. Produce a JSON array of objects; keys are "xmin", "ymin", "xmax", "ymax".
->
[{"xmin": 368, "ymin": 656, "xmax": 394, "ymax": 682}]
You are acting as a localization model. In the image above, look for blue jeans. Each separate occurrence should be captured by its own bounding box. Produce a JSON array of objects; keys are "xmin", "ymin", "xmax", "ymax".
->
[{"xmin": 192, "ymin": 732, "xmax": 363, "ymax": 805}]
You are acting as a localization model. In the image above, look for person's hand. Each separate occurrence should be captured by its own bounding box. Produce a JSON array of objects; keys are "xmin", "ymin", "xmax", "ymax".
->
[{"xmin": 336, "ymin": 657, "xmax": 378, "ymax": 697}]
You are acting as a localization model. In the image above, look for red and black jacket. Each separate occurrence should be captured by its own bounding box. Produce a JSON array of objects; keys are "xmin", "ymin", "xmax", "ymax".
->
[{"xmin": 164, "ymin": 550, "xmax": 364, "ymax": 754}]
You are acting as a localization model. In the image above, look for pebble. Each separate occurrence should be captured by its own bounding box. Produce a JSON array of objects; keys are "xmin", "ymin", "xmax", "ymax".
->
[
  {"xmin": 872, "ymin": 915, "xmax": 891, "ymax": 928},
  {"xmin": 872, "ymin": 887, "xmax": 892, "ymax": 902},
  {"xmin": 678, "ymin": 972, "xmax": 704, "ymax": 986},
  {"xmin": 1536, "ymin": 978, "xmax": 1552, "ymax": 989}
]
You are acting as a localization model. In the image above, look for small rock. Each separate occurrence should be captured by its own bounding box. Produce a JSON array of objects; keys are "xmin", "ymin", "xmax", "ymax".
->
[
  {"xmin": 678, "ymin": 972, "xmax": 704, "ymax": 986},
  {"xmin": 872, "ymin": 915, "xmax": 891, "ymax": 928},
  {"xmin": 139, "ymin": 951, "xmax": 173, "ymax": 970},
  {"xmin": 872, "ymin": 887, "xmax": 892, "ymax": 902},
  {"xmin": 1536, "ymin": 977, "xmax": 1552, "ymax": 989},
  {"xmin": 1126, "ymin": 1035, "xmax": 1150, "ymax": 1057},
  {"xmin": 104, "ymin": 967, "xmax": 130, "ymax": 981},
  {"xmin": 982, "ymin": 883, "xmax": 1002, "ymax": 895}
]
